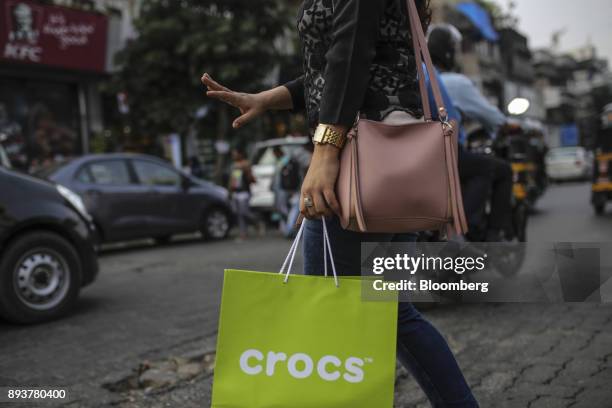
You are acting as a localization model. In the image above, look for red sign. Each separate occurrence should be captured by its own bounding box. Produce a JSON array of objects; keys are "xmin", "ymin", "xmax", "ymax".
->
[{"xmin": 0, "ymin": 0, "xmax": 108, "ymax": 73}]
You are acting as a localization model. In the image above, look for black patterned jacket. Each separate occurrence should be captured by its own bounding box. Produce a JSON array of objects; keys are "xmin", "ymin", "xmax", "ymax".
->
[{"xmin": 284, "ymin": 0, "xmax": 424, "ymax": 132}]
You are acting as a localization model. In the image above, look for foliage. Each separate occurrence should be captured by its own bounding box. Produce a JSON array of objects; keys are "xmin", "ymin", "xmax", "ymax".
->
[
  {"xmin": 474, "ymin": 0, "xmax": 517, "ymax": 29},
  {"xmin": 473, "ymin": 0, "xmax": 502, "ymax": 18},
  {"xmin": 112, "ymin": 0, "xmax": 292, "ymax": 137}
]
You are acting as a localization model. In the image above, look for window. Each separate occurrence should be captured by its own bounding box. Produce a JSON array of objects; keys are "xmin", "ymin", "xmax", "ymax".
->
[
  {"xmin": 76, "ymin": 168, "xmax": 92, "ymax": 183},
  {"xmin": 548, "ymin": 148, "xmax": 582, "ymax": 159},
  {"xmin": 133, "ymin": 160, "xmax": 181, "ymax": 187},
  {"xmin": 85, "ymin": 160, "xmax": 131, "ymax": 185},
  {"xmin": 253, "ymin": 144, "xmax": 306, "ymax": 166},
  {"xmin": 254, "ymin": 147, "xmax": 278, "ymax": 166},
  {"xmin": 0, "ymin": 77, "xmax": 81, "ymax": 172}
]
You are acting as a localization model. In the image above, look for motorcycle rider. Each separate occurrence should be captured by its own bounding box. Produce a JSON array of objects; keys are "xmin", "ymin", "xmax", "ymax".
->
[{"xmin": 427, "ymin": 24, "xmax": 514, "ymax": 242}]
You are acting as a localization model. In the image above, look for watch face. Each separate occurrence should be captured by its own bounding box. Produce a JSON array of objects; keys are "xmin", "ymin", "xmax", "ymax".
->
[
  {"xmin": 313, "ymin": 126, "xmax": 326, "ymax": 142},
  {"xmin": 313, "ymin": 125, "xmax": 345, "ymax": 148}
]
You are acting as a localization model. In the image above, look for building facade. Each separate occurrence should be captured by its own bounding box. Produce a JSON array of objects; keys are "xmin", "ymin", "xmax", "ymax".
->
[
  {"xmin": 0, "ymin": 0, "xmax": 140, "ymax": 171},
  {"xmin": 432, "ymin": 0, "xmax": 506, "ymax": 111},
  {"xmin": 534, "ymin": 46, "xmax": 612, "ymax": 148},
  {"xmin": 498, "ymin": 28, "xmax": 544, "ymax": 121}
]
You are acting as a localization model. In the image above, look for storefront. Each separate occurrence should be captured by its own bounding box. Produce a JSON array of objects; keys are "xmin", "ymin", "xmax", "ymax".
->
[{"xmin": 0, "ymin": 0, "xmax": 108, "ymax": 171}]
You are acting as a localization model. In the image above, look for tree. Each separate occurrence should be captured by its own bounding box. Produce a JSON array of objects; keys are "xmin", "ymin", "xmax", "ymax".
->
[
  {"xmin": 474, "ymin": 0, "xmax": 518, "ymax": 29},
  {"xmin": 113, "ymin": 0, "xmax": 292, "ymax": 147}
]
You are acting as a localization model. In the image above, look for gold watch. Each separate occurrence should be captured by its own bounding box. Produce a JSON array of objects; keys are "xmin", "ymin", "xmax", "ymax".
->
[{"xmin": 313, "ymin": 124, "xmax": 346, "ymax": 149}]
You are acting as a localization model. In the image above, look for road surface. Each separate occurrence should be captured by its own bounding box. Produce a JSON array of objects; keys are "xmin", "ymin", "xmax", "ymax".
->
[{"xmin": 1, "ymin": 182, "xmax": 611, "ymax": 407}]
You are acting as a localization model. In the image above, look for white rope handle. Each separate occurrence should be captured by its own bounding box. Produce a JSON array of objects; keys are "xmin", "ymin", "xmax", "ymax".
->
[
  {"xmin": 279, "ymin": 221, "xmax": 305, "ymax": 276},
  {"xmin": 324, "ymin": 220, "xmax": 328, "ymax": 277},
  {"xmin": 322, "ymin": 218, "xmax": 339, "ymax": 287},
  {"xmin": 278, "ymin": 218, "xmax": 339, "ymax": 287}
]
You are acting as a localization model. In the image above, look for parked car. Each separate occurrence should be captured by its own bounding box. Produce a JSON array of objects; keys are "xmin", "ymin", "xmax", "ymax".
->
[
  {"xmin": 0, "ymin": 166, "xmax": 98, "ymax": 324},
  {"xmin": 44, "ymin": 154, "xmax": 233, "ymax": 244},
  {"xmin": 249, "ymin": 137, "xmax": 309, "ymax": 214},
  {"xmin": 545, "ymin": 147, "xmax": 593, "ymax": 182}
]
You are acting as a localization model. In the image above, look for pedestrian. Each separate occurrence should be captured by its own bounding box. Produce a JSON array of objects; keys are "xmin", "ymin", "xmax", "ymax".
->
[
  {"xmin": 202, "ymin": 1, "xmax": 479, "ymax": 406},
  {"xmin": 280, "ymin": 142, "xmax": 313, "ymax": 238},
  {"xmin": 271, "ymin": 146, "xmax": 291, "ymax": 229},
  {"xmin": 228, "ymin": 146, "xmax": 256, "ymax": 241},
  {"xmin": 188, "ymin": 156, "xmax": 204, "ymax": 179}
]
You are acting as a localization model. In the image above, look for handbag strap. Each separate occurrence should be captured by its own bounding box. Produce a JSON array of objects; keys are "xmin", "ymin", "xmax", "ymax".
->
[
  {"xmin": 404, "ymin": 0, "xmax": 448, "ymax": 122},
  {"xmin": 407, "ymin": 0, "xmax": 468, "ymax": 235}
]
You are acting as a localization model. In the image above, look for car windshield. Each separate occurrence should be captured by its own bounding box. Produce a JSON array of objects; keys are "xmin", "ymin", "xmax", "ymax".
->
[
  {"xmin": 252, "ymin": 144, "xmax": 305, "ymax": 166},
  {"xmin": 33, "ymin": 160, "xmax": 72, "ymax": 179},
  {"xmin": 548, "ymin": 148, "xmax": 581, "ymax": 159}
]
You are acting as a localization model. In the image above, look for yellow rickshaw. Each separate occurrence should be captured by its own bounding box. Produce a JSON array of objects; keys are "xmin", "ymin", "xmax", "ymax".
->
[{"xmin": 592, "ymin": 103, "xmax": 612, "ymax": 215}]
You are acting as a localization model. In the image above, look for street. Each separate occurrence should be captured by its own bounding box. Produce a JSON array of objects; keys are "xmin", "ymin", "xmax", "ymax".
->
[
  {"xmin": 1, "ymin": 0, "xmax": 611, "ymax": 406},
  {"xmin": 1, "ymin": 182, "xmax": 612, "ymax": 408}
]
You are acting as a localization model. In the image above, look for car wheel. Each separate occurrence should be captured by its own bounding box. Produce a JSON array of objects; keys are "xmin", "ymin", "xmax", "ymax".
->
[
  {"xmin": 594, "ymin": 204, "xmax": 605, "ymax": 216},
  {"xmin": 0, "ymin": 231, "xmax": 82, "ymax": 324},
  {"xmin": 201, "ymin": 208, "xmax": 230, "ymax": 240}
]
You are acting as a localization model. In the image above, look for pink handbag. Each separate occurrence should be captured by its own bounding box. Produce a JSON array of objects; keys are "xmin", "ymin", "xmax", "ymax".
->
[{"xmin": 336, "ymin": 0, "xmax": 468, "ymax": 235}]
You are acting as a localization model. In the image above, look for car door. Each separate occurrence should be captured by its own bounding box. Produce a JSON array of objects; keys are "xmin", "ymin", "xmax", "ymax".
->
[
  {"xmin": 73, "ymin": 159, "xmax": 153, "ymax": 242},
  {"xmin": 131, "ymin": 159, "xmax": 197, "ymax": 236}
]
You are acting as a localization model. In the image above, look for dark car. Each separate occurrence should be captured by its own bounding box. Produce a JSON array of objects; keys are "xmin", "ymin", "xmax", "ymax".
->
[
  {"xmin": 0, "ymin": 166, "xmax": 98, "ymax": 324},
  {"xmin": 45, "ymin": 154, "xmax": 233, "ymax": 244}
]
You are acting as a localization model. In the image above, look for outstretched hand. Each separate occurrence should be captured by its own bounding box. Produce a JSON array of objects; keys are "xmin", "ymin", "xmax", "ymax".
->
[{"xmin": 201, "ymin": 73, "xmax": 267, "ymax": 129}]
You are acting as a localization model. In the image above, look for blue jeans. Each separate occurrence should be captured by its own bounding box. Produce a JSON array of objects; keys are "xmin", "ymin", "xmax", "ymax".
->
[{"xmin": 303, "ymin": 217, "xmax": 479, "ymax": 408}]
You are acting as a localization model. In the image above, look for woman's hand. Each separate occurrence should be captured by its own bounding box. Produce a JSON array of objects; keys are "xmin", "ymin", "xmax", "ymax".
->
[
  {"xmin": 300, "ymin": 144, "xmax": 342, "ymax": 219},
  {"xmin": 202, "ymin": 73, "xmax": 268, "ymax": 129}
]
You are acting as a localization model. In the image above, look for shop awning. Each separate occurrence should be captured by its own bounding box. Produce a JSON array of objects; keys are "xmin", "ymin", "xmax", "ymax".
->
[
  {"xmin": 456, "ymin": 2, "xmax": 500, "ymax": 42},
  {"xmin": 560, "ymin": 124, "xmax": 579, "ymax": 147}
]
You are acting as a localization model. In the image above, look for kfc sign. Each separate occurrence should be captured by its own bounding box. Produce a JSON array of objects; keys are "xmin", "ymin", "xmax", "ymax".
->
[{"xmin": 1, "ymin": 0, "xmax": 108, "ymax": 72}]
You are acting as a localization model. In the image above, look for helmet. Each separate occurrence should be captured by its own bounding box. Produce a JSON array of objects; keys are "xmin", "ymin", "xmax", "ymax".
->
[{"xmin": 427, "ymin": 24, "xmax": 463, "ymax": 71}]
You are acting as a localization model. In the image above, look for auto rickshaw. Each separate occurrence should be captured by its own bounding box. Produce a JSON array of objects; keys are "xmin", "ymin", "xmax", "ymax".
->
[
  {"xmin": 494, "ymin": 123, "xmax": 538, "ymax": 242},
  {"xmin": 592, "ymin": 103, "xmax": 612, "ymax": 215},
  {"xmin": 524, "ymin": 123, "xmax": 549, "ymax": 200}
]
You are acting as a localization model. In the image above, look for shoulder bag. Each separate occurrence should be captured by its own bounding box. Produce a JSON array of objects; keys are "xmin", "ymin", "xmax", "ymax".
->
[{"xmin": 336, "ymin": 0, "xmax": 468, "ymax": 236}]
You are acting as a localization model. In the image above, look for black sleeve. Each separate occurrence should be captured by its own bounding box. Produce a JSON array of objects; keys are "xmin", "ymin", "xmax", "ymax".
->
[
  {"xmin": 283, "ymin": 76, "xmax": 306, "ymax": 112},
  {"xmin": 319, "ymin": 0, "xmax": 386, "ymax": 127}
]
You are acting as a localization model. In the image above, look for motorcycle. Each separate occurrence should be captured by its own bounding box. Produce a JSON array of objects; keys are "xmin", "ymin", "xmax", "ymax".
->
[
  {"xmin": 498, "ymin": 123, "xmax": 548, "ymax": 211},
  {"xmin": 417, "ymin": 124, "xmax": 531, "ymax": 278},
  {"xmin": 465, "ymin": 123, "xmax": 532, "ymax": 243}
]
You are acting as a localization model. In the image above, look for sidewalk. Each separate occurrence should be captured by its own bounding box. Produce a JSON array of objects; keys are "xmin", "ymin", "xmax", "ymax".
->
[{"xmin": 106, "ymin": 303, "xmax": 612, "ymax": 408}]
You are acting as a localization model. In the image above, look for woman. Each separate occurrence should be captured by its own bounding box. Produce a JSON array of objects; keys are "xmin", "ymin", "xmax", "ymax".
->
[{"xmin": 203, "ymin": 0, "xmax": 478, "ymax": 406}]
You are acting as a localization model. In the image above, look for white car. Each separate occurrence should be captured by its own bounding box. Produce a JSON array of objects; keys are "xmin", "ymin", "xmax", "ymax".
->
[
  {"xmin": 249, "ymin": 137, "xmax": 309, "ymax": 213},
  {"xmin": 545, "ymin": 147, "xmax": 593, "ymax": 182}
]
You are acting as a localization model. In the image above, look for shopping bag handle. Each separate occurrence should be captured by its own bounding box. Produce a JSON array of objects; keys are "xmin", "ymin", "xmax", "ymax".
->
[{"xmin": 279, "ymin": 218, "xmax": 339, "ymax": 287}]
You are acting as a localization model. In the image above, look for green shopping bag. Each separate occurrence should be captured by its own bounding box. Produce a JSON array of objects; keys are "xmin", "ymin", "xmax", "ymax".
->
[{"xmin": 211, "ymin": 220, "xmax": 398, "ymax": 408}]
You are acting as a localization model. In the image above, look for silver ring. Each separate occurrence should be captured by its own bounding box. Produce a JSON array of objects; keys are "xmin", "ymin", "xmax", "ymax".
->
[{"xmin": 304, "ymin": 196, "xmax": 314, "ymax": 208}]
